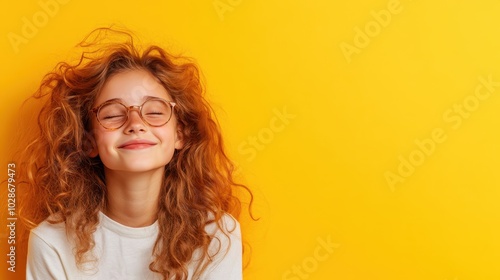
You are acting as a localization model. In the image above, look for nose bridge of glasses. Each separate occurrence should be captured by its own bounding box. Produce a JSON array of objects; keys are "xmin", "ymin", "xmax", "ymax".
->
[
  {"xmin": 125, "ymin": 105, "xmax": 146, "ymax": 124},
  {"xmin": 127, "ymin": 105, "xmax": 142, "ymax": 115}
]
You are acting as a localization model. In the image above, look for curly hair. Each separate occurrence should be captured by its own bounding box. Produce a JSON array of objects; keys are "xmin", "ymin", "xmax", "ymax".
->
[{"xmin": 18, "ymin": 27, "xmax": 253, "ymax": 279}]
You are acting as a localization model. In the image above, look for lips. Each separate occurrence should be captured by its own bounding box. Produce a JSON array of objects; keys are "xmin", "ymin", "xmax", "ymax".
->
[{"xmin": 118, "ymin": 139, "xmax": 157, "ymax": 149}]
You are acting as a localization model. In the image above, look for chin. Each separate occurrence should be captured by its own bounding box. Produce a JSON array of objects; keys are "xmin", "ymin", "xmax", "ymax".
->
[
  {"xmin": 105, "ymin": 164, "xmax": 166, "ymax": 174},
  {"xmin": 126, "ymin": 166, "xmax": 165, "ymax": 173}
]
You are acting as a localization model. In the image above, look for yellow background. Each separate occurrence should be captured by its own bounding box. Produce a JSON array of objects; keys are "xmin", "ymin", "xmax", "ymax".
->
[{"xmin": 2, "ymin": 0, "xmax": 500, "ymax": 279}]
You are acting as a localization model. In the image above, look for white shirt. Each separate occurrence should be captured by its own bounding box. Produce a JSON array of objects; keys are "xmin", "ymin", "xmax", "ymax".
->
[{"xmin": 27, "ymin": 212, "xmax": 242, "ymax": 280}]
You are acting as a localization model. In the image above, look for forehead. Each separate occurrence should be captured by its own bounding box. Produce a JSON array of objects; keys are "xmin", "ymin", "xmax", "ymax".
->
[{"xmin": 95, "ymin": 69, "xmax": 171, "ymax": 105}]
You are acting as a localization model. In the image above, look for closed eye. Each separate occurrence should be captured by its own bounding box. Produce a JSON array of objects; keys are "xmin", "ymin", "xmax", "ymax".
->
[{"xmin": 103, "ymin": 114, "xmax": 125, "ymax": 119}]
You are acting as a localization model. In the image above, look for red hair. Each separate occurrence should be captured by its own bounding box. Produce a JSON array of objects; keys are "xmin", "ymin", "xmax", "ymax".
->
[{"xmin": 18, "ymin": 27, "xmax": 253, "ymax": 279}]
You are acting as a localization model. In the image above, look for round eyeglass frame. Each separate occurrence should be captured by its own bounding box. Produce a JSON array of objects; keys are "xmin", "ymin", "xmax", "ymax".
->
[{"xmin": 91, "ymin": 98, "xmax": 176, "ymax": 130}]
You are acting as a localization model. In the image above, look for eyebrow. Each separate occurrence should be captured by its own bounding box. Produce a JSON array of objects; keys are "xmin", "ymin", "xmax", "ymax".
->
[{"xmin": 100, "ymin": 95, "xmax": 164, "ymax": 104}]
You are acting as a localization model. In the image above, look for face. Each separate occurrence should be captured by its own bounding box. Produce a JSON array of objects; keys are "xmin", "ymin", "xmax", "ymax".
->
[{"xmin": 89, "ymin": 69, "xmax": 183, "ymax": 174}]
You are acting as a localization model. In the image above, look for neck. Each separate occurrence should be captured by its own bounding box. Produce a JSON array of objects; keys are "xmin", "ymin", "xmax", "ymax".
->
[{"xmin": 103, "ymin": 168, "xmax": 164, "ymax": 227}]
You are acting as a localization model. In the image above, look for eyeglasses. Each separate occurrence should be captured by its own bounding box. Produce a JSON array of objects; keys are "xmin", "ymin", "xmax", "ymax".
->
[{"xmin": 91, "ymin": 98, "xmax": 176, "ymax": 130}]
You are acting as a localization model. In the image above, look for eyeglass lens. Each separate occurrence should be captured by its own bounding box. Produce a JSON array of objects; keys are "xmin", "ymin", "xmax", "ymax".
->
[{"xmin": 97, "ymin": 99, "xmax": 172, "ymax": 129}]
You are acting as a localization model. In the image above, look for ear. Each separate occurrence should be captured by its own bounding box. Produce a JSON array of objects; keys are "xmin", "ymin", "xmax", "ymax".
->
[
  {"xmin": 88, "ymin": 144, "xmax": 99, "ymax": 158},
  {"xmin": 84, "ymin": 130, "xmax": 99, "ymax": 158},
  {"xmin": 174, "ymin": 125, "xmax": 184, "ymax": 150}
]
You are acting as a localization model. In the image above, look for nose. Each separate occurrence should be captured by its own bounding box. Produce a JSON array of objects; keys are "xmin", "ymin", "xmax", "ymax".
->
[{"xmin": 123, "ymin": 106, "xmax": 147, "ymax": 134}]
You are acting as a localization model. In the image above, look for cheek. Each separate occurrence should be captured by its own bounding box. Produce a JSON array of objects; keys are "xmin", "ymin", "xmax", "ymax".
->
[
  {"xmin": 156, "ymin": 121, "xmax": 178, "ymax": 141},
  {"xmin": 158, "ymin": 130, "xmax": 176, "ymax": 147},
  {"xmin": 155, "ymin": 128, "xmax": 179, "ymax": 154},
  {"xmin": 93, "ymin": 130, "xmax": 116, "ymax": 153}
]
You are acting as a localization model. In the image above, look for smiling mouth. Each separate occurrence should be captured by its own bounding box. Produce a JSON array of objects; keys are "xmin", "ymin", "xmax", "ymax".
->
[
  {"xmin": 119, "ymin": 143, "xmax": 156, "ymax": 149},
  {"xmin": 118, "ymin": 140, "xmax": 157, "ymax": 149}
]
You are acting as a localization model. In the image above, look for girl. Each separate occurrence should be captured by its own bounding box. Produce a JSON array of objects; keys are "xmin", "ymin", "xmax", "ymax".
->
[{"xmin": 20, "ymin": 28, "xmax": 251, "ymax": 280}]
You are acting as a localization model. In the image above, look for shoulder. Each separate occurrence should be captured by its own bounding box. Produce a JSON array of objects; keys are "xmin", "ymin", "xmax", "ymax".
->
[
  {"xmin": 28, "ymin": 216, "xmax": 75, "ymax": 263},
  {"xmin": 197, "ymin": 213, "xmax": 243, "ymax": 279},
  {"xmin": 30, "ymin": 217, "xmax": 69, "ymax": 247},
  {"xmin": 27, "ymin": 218, "xmax": 76, "ymax": 280},
  {"xmin": 205, "ymin": 213, "xmax": 241, "ymax": 238},
  {"xmin": 204, "ymin": 213, "xmax": 242, "ymax": 258}
]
